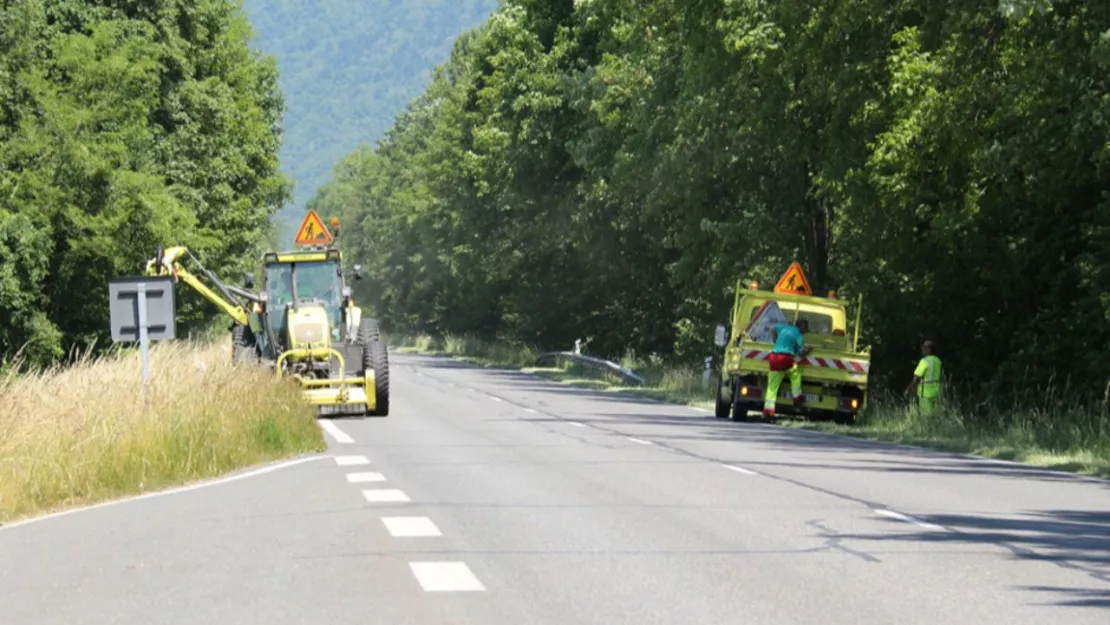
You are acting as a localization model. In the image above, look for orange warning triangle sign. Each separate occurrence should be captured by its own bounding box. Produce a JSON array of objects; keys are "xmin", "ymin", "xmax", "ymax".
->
[
  {"xmin": 773, "ymin": 261, "xmax": 812, "ymax": 296},
  {"xmin": 293, "ymin": 209, "xmax": 333, "ymax": 246}
]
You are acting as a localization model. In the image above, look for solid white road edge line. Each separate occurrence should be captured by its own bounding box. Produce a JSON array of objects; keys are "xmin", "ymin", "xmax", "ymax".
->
[
  {"xmin": 627, "ymin": 437, "xmax": 653, "ymax": 445},
  {"xmin": 0, "ymin": 455, "xmax": 324, "ymax": 532},
  {"xmin": 409, "ymin": 561, "xmax": 486, "ymax": 592},
  {"xmin": 334, "ymin": 455, "xmax": 371, "ymax": 466},
  {"xmin": 874, "ymin": 509, "xmax": 945, "ymax": 531},
  {"xmin": 363, "ymin": 489, "xmax": 411, "ymax": 503},
  {"xmin": 346, "ymin": 472, "xmax": 386, "ymax": 483},
  {"xmin": 318, "ymin": 419, "xmax": 355, "ymax": 444},
  {"xmin": 721, "ymin": 463, "xmax": 759, "ymax": 476},
  {"xmin": 382, "ymin": 516, "xmax": 442, "ymax": 537}
]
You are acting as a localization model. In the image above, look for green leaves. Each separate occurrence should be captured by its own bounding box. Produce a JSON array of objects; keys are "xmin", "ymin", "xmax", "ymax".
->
[
  {"xmin": 315, "ymin": 0, "xmax": 1110, "ymax": 401},
  {"xmin": 0, "ymin": 0, "xmax": 289, "ymax": 364}
]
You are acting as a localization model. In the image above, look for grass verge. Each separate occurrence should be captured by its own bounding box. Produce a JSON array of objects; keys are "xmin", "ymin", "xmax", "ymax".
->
[
  {"xmin": 393, "ymin": 333, "xmax": 1110, "ymax": 479},
  {"xmin": 0, "ymin": 338, "xmax": 326, "ymax": 524}
]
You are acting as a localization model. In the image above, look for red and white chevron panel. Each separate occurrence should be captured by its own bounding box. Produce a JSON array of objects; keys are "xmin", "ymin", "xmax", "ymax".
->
[{"xmin": 739, "ymin": 349, "xmax": 870, "ymax": 374}]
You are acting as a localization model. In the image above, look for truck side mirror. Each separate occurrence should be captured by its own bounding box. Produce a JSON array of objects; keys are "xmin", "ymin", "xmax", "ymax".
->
[{"xmin": 714, "ymin": 324, "xmax": 728, "ymax": 347}]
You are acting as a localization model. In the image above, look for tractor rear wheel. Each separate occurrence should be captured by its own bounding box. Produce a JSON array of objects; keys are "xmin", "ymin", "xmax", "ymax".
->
[
  {"xmin": 357, "ymin": 318, "xmax": 389, "ymax": 416},
  {"xmin": 231, "ymin": 324, "xmax": 258, "ymax": 364},
  {"xmin": 359, "ymin": 317, "xmax": 381, "ymax": 344},
  {"xmin": 363, "ymin": 338, "xmax": 390, "ymax": 416}
]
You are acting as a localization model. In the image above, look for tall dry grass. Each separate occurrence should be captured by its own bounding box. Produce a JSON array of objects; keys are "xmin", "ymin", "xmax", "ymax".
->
[{"xmin": 0, "ymin": 339, "xmax": 325, "ymax": 523}]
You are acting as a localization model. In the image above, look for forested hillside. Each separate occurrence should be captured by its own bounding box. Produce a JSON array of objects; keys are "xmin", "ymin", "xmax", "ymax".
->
[
  {"xmin": 0, "ymin": 0, "xmax": 288, "ymax": 365},
  {"xmin": 240, "ymin": 0, "xmax": 499, "ymax": 237},
  {"xmin": 313, "ymin": 0, "xmax": 1110, "ymax": 400}
]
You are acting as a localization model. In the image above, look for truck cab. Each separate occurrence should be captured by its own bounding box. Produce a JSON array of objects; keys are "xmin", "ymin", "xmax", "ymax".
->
[{"xmin": 713, "ymin": 263, "xmax": 871, "ymax": 423}]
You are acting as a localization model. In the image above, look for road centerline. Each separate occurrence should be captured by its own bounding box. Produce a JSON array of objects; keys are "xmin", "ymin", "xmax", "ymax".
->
[
  {"xmin": 382, "ymin": 516, "xmax": 442, "ymax": 537},
  {"xmin": 334, "ymin": 455, "xmax": 370, "ymax": 466},
  {"xmin": 362, "ymin": 489, "xmax": 411, "ymax": 503},
  {"xmin": 409, "ymin": 562, "xmax": 486, "ymax": 592},
  {"xmin": 345, "ymin": 472, "xmax": 386, "ymax": 483}
]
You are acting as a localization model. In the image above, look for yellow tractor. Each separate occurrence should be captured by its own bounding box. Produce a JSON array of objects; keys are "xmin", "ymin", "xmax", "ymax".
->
[{"xmin": 145, "ymin": 211, "xmax": 389, "ymax": 417}]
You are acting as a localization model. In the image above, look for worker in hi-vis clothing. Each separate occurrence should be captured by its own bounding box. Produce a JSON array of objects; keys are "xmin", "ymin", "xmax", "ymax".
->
[
  {"xmin": 905, "ymin": 340, "xmax": 942, "ymax": 417},
  {"xmin": 764, "ymin": 319, "xmax": 813, "ymax": 417}
]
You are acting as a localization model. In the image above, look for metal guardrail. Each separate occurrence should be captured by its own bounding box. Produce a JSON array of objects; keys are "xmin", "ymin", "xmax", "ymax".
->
[{"xmin": 533, "ymin": 348, "xmax": 646, "ymax": 386}]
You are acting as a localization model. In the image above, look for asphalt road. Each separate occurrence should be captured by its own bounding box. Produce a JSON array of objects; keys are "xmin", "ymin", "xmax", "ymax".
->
[{"xmin": 2, "ymin": 353, "xmax": 1108, "ymax": 624}]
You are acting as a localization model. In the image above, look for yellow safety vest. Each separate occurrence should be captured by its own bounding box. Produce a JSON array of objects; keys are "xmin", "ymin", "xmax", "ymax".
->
[{"xmin": 914, "ymin": 355, "xmax": 942, "ymax": 398}]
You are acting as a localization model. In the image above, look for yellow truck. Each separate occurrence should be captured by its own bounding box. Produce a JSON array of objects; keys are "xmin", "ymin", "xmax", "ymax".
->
[{"xmin": 712, "ymin": 262, "xmax": 870, "ymax": 423}]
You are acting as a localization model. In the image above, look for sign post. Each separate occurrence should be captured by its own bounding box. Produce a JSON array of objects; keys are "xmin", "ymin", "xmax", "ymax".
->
[{"xmin": 109, "ymin": 275, "xmax": 178, "ymax": 386}]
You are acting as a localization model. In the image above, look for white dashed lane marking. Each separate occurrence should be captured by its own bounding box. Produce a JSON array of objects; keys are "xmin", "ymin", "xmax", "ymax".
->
[
  {"xmin": 721, "ymin": 464, "xmax": 759, "ymax": 476},
  {"xmin": 382, "ymin": 516, "xmax": 442, "ymax": 537},
  {"xmin": 488, "ymin": 396, "xmax": 503, "ymax": 402},
  {"xmin": 346, "ymin": 472, "xmax": 386, "ymax": 483},
  {"xmin": 874, "ymin": 509, "xmax": 945, "ymax": 531},
  {"xmin": 362, "ymin": 489, "xmax": 411, "ymax": 503},
  {"xmin": 568, "ymin": 422, "xmax": 587, "ymax": 428},
  {"xmin": 319, "ymin": 419, "xmax": 354, "ymax": 444},
  {"xmin": 409, "ymin": 562, "xmax": 486, "ymax": 592},
  {"xmin": 334, "ymin": 455, "xmax": 370, "ymax": 466},
  {"xmin": 524, "ymin": 408, "xmax": 538, "ymax": 414},
  {"xmin": 626, "ymin": 437, "xmax": 653, "ymax": 445}
]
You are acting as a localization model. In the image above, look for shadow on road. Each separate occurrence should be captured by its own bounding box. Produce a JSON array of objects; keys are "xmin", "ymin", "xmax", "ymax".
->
[
  {"xmin": 843, "ymin": 509, "xmax": 1110, "ymax": 608},
  {"xmin": 515, "ymin": 410, "xmax": 1110, "ymax": 488}
]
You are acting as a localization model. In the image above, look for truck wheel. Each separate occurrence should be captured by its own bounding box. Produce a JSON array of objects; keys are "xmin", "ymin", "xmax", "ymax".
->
[
  {"xmin": 731, "ymin": 387, "xmax": 753, "ymax": 422},
  {"xmin": 714, "ymin": 375, "xmax": 731, "ymax": 419},
  {"xmin": 363, "ymin": 338, "xmax": 390, "ymax": 416}
]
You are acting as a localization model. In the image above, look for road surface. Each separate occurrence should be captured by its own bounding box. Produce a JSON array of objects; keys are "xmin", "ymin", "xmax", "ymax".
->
[{"xmin": 2, "ymin": 354, "xmax": 1108, "ymax": 624}]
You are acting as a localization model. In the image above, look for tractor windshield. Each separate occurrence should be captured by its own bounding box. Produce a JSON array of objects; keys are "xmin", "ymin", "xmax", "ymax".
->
[
  {"xmin": 264, "ymin": 260, "xmax": 344, "ymax": 335},
  {"xmin": 293, "ymin": 261, "xmax": 343, "ymax": 306}
]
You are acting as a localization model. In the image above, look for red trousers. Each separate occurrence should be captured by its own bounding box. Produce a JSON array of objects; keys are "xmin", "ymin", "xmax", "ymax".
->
[{"xmin": 768, "ymin": 353, "xmax": 796, "ymax": 371}]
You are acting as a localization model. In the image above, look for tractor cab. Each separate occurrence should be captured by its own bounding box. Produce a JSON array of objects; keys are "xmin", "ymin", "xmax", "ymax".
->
[{"xmin": 260, "ymin": 250, "xmax": 348, "ymax": 345}]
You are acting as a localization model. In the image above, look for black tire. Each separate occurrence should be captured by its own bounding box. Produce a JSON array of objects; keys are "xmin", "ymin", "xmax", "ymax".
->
[
  {"xmin": 357, "ymin": 317, "xmax": 380, "ymax": 345},
  {"xmin": 731, "ymin": 391, "xmax": 753, "ymax": 422},
  {"xmin": 714, "ymin": 374, "xmax": 731, "ymax": 419},
  {"xmin": 363, "ymin": 338, "xmax": 390, "ymax": 416},
  {"xmin": 231, "ymin": 324, "xmax": 257, "ymax": 364}
]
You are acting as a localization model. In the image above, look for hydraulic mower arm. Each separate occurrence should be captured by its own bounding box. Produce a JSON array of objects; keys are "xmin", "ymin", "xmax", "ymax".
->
[{"xmin": 145, "ymin": 246, "xmax": 259, "ymax": 327}]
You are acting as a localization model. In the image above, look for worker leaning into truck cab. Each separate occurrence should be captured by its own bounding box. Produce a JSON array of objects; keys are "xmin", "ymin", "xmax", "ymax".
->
[
  {"xmin": 905, "ymin": 340, "xmax": 942, "ymax": 417},
  {"xmin": 764, "ymin": 319, "xmax": 815, "ymax": 417}
]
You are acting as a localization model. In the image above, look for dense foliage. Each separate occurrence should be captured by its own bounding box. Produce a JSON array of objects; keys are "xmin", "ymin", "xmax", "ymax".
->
[
  {"xmin": 240, "ymin": 0, "xmax": 499, "ymax": 238},
  {"xmin": 0, "ymin": 0, "xmax": 289, "ymax": 365},
  {"xmin": 314, "ymin": 0, "xmax": 1110, "ymax": 398}
]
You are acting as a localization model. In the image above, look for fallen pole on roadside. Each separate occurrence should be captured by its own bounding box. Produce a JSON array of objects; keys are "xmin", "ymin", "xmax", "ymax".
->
[{"xmin": 533, "ymin": 351, "xmax": 646, "ymax": 386}]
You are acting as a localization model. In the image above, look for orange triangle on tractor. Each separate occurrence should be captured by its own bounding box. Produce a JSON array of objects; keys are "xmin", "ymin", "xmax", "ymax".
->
[
  {"xmin": 293, "ymin": 209, "xmax": 333, "ymax": 246},
  {"xmin": 773, "ymin": 261, "xmax": 812, "ymax": 296}
]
